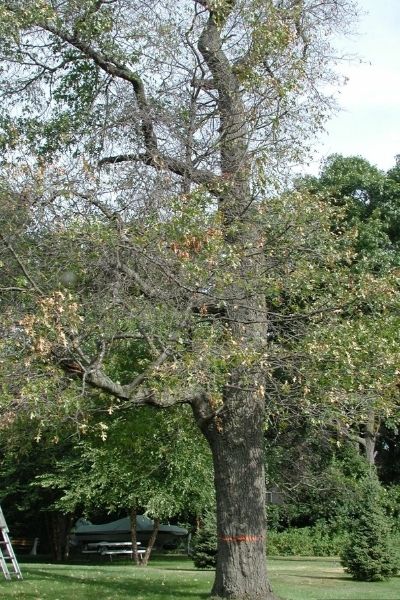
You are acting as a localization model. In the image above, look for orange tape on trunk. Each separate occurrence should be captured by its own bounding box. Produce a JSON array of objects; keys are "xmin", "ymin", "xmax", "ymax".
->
[{"xmin": 220, "ymin": 535, "xmax": 263, "ymax": 542}]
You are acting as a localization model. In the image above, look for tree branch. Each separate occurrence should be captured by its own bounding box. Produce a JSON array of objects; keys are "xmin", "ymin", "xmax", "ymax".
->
[
  {"xmin": 2, "ymin": 4, "xmax": 220, "ymax": 190},
  {"xmin": 198, "ymin": 7, "xmax": 249, "ymax": 189},
  {"xmin": 98, "ymin": 152, "xmax": 219, "ymax": 190},
  {"xmin": 27, "ymin": 16, "xmax": 158, "ymax": 152},
  {"xmin": 40, "ymin": 17, "xmax": 218, "ymax": 188},
  {"xmin": 0, "ymin": 233, "xmax": 44, "ymax": 296},
  {"xmin": 119, "ymin": 263, "xmax": 161, "ymax": 300},
  {"xmin": 84, "ymin": 366, "xmax": 210, "ymax": 414},
  {"xmin": 32, "ymin": 15, "xmax": 219, "ymax": 189}
]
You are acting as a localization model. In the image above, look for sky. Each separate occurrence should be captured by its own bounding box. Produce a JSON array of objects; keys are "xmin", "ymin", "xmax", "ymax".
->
[{"xmin": 308, "ymin": 0, "xmax": 400, "ymax": 175}]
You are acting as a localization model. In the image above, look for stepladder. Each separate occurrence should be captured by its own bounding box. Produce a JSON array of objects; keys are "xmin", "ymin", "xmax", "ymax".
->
[{"xmin": 0, "ymin": 506, "xmax": 23, "ymax": 581}]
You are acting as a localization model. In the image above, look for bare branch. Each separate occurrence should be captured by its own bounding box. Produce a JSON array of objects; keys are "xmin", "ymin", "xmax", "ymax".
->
[
  {"xmin": 0, "ymin": 287, "xmax": 34, "ymax": 293},
  {"xmin": 98, "ymin": 152, "xmax": 219, "ymax": 191},
  {"xmin": 119, "ymin": 263, "xmax": 160, "ymax": 300}
]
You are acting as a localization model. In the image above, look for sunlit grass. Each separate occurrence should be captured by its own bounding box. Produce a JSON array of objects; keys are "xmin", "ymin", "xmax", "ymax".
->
[
  {"xmin": 270, "ymin": 557, "xmax": 400, "ymax": 600},
  {"xmin": 1, "ymin": 556, "xmax": 400, "ymax": 599}
]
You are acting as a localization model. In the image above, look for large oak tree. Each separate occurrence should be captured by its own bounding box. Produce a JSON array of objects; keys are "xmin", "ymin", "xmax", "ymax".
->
[{"xmin": 0, "ymin": 1, "xmax": 357, "ymax": 598}]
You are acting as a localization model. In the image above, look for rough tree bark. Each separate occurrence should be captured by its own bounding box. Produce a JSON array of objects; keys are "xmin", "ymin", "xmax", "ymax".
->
[{"xmin": 199, "ymin": 385, "xmax": 274, "ymax": 599}]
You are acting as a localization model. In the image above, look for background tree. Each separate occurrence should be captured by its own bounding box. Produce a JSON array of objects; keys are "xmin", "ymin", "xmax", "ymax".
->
[
  {"xmin": 193, "ymin": 509, "xmax": 218, "ymax": 569},
  {"xmin": 37, "ymin": 407, "xmax": 214, "ymax": 565},
  {"xmin": 340, "ymin": 471, "xmax": 399, "ymax": 581},
  {"xmin": 296, "ymin": 155, "xmax": 400, "ymax": 466},
  {"xmin": 259, "ymin": 155, "xmax": 400, "ymax": 552},
  {"xmin": 0, "ymin": 419, "xmax": 78, "ymax": 561}
]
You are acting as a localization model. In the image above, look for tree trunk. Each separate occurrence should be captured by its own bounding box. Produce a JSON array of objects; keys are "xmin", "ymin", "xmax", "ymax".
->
[
  {"xmin": 200, "ymin": 383, "xmax": 279, "ymax": 600},
  {"xmin": 63, "ymin": 514, "xmax": 73, "ymax": 560},
  {"xmin": 46, "ymin": 513, "xmax": 61, "ymax": 562},
  {"xmin": 129, "ymin": 506, "xmax": 140, "ymax": 565},
  {"xmin": 357, "ymin": 410, "xmax": 378, "ymax": 466},
  {"xmin": 364, "ymin": 411, "xmax": 378, "ymax": 466},
  {"xmin": 46, "ymin": 512, "xmax": 72, "ymax": 562},
  {"xmin": 196, "ymin": 11, "xmax": 280, "ymax": 598},
  {"xmin": 141, "ymin": 518, "xmax": 160, "ymax": 566},
  {"xmin": 364, "ymin": 433, "xmax": 376, "ymax": 467}
]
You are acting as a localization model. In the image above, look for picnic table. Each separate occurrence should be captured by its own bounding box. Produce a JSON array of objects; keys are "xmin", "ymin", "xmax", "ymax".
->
[{"xmin": 82, "ymin": 541, "xmax": 146, "ymax": 561}]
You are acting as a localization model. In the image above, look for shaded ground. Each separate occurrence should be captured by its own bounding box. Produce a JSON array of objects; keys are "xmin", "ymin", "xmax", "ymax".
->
[{"xmin": 0, "ymin": 555, "xmax": 399, "ymax": 599}]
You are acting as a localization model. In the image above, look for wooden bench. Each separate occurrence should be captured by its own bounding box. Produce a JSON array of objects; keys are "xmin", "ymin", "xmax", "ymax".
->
[{"xmin": 11, "ymin": 537, "xmax": 39, "ymax": 555}]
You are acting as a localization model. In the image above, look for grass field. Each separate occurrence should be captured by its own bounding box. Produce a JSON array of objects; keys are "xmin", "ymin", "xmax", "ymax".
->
[{"xmin": 1, "ymin": 555, "xmax": 400, "ymax": 599}]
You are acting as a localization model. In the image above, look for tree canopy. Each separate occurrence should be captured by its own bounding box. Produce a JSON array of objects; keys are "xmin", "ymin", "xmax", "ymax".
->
[{"xmin": 0, "ymin": 2, "xmax": 360, "ymax": 599}]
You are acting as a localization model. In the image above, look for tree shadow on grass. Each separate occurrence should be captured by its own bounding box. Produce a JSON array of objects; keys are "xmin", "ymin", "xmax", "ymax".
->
[
  {"xmin": 270, "ymin": 557, "xmax": 340, "ymax": 563},
  {"xmin": 23, "ymin": 554, "xmax": 201, "ymax": 570},
  {"xmin": 26, "ymin": 568, "xmax": 210, "ymax": 599},
  {"xmin": 282, "ymin": 573, "xmax": 351, "ymax": 582},
  {"xmin": 23, "ymin": 555, "xmax": 207, "ymax": 574}
]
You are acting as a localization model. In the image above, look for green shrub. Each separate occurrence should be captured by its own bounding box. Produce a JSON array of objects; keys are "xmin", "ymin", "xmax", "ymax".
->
[
  {"xmin": 340, "ymin": 472, "xmax": 400, "ymax": 581},
  {"xmin": 384, "ymin": 484, "xmax": 400, "ymax": 534},
  {"xmin": 192, "ymin": 511, "xmax": 217, "ymax": 569},
  {"xmin": 267, "ymin": 527, "xmax": 313, "ymax": 556},
  {"xmin": 267, "ymin": 522, "xmax": 347, "ymax": 557}
]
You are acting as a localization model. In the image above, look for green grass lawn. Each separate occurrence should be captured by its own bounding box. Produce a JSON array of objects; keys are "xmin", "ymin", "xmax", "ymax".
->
[{"xmin": 1, "ymin": 555, "xmax": 400, "ymax": 600}]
